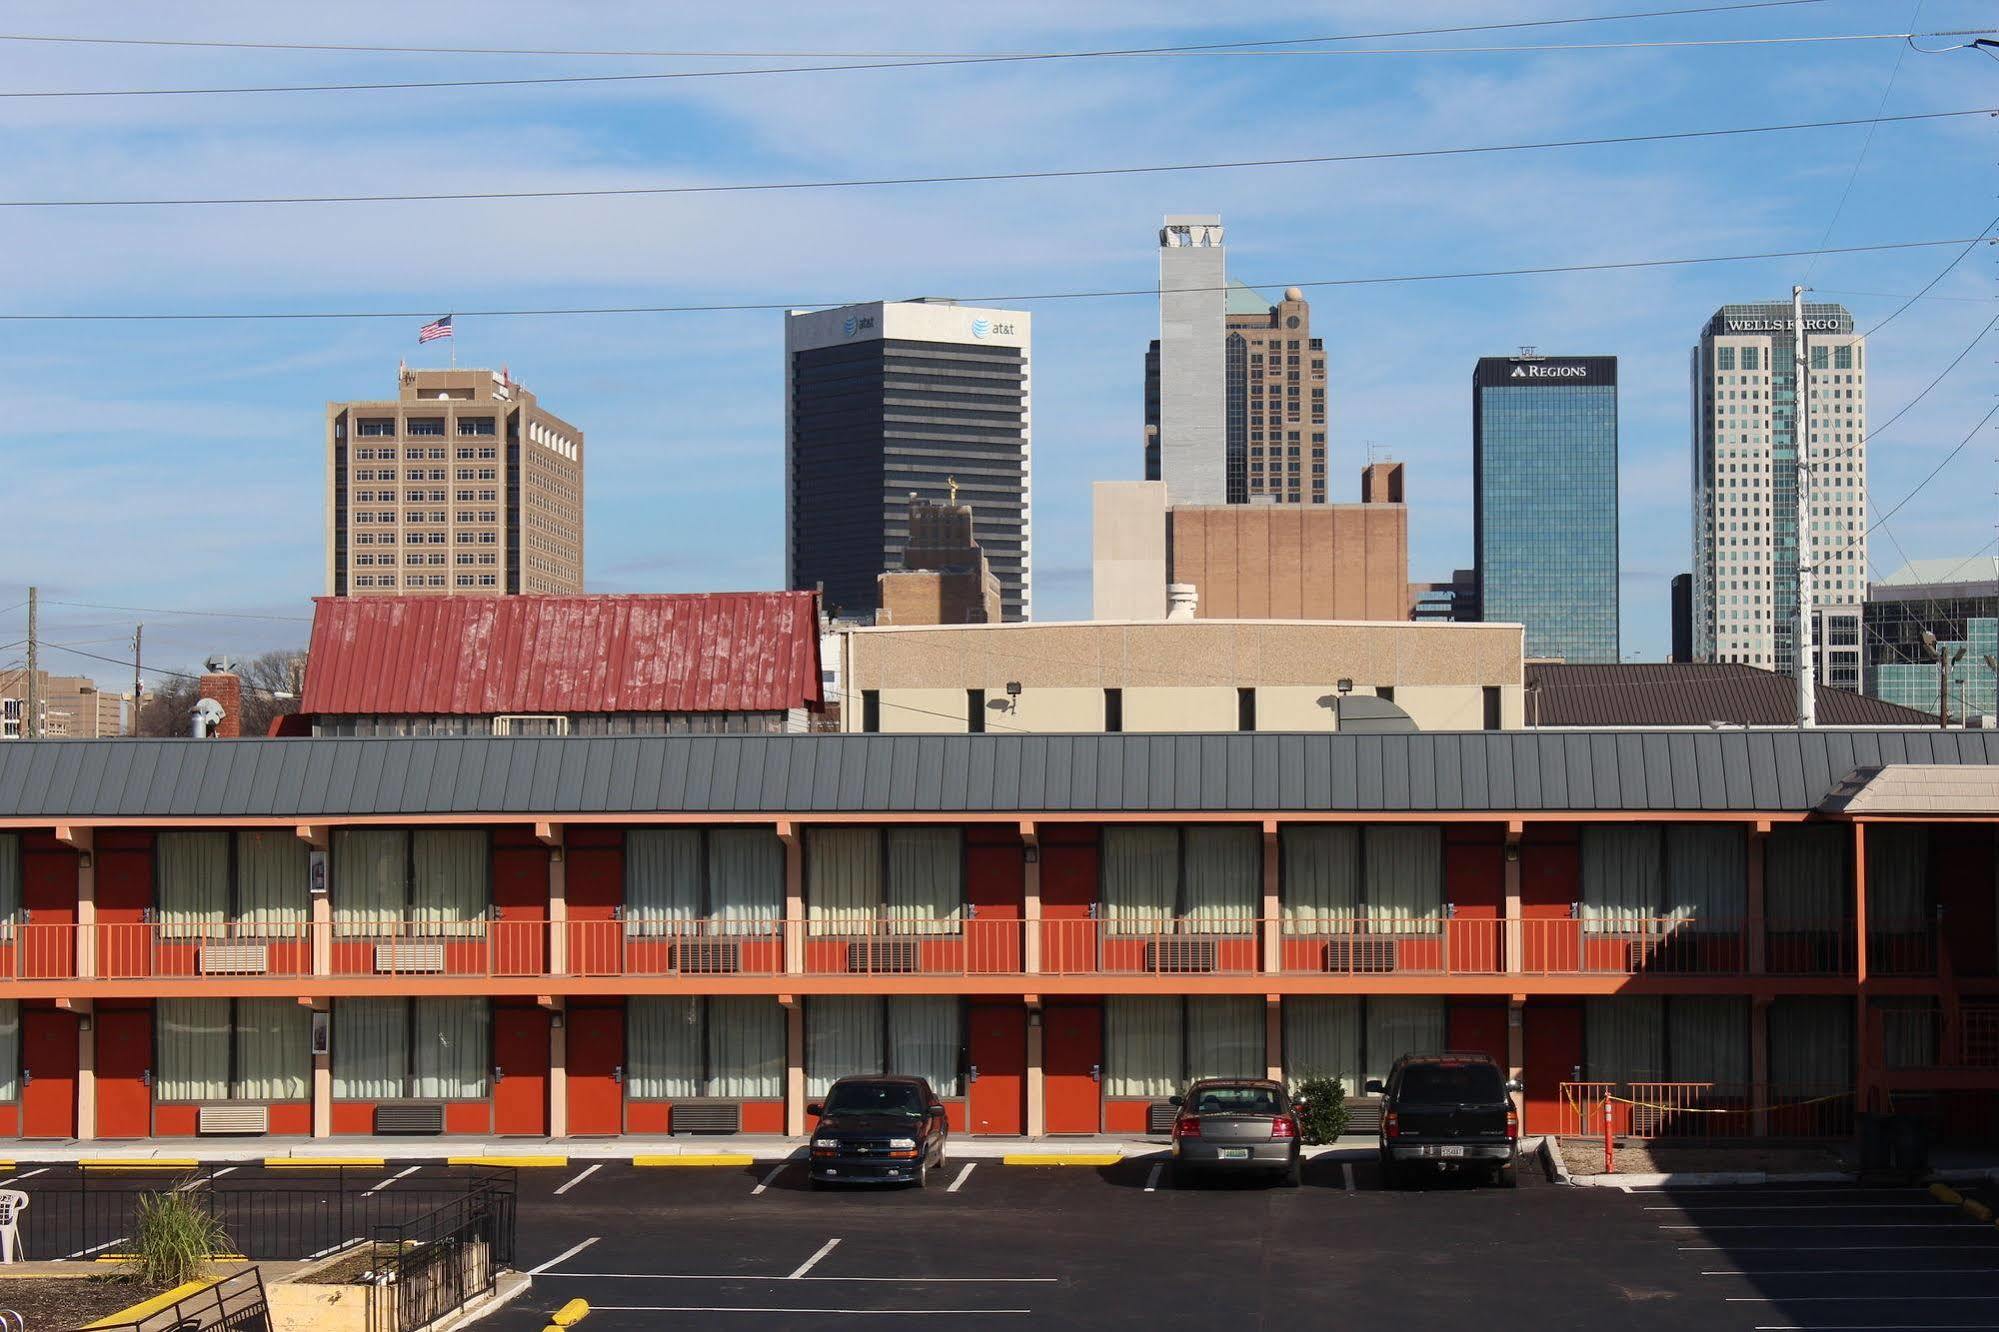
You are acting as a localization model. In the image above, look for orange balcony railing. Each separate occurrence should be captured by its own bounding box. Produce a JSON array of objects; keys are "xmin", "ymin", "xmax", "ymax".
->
[
  {"xmin": 1557, "ymin": 1080, "xmax": 1853, "ymax": 1138},
  {"xmin": 1517, "ymin": 917, "xmax": 1749, "ymax": 975}
]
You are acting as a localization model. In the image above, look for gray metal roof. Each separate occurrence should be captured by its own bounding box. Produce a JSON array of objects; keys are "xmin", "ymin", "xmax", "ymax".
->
[{"xmin": 1, "ymin": 731, "xmax": 1996, "ymax": 821}]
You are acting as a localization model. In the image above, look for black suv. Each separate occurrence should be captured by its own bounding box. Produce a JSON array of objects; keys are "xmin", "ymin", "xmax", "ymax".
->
[
  {"xmin": 806, "ymin": 1075, "xmax": 951, "ymax": 1188},
  {"xmin": 1366, "ymin": 1052, "xmax": 1521, "ymax": 1189}
]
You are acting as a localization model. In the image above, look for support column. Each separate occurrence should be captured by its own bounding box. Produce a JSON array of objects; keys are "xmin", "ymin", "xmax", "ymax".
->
[
  {"xmin": 1853, "ymin": 823, "xmax": 1869, "ymax": 987},
  {"xmin": 1260, "ymin": 820, "xmax": 1281, "ymax": 974},
  {"xmin": 1265, "ymin": 995, "xmax": 1283, "ymax": 1082},
  {"xmin": 784, "ymin": 998, "xmax": 805, "ymax": 1136},
  {"xmin": 1853, "ymin": 822, "xmax": 1874, "ymax": 1114},
  {"xmin": 63, "ymin": 827, "xmax": 96, "ymax": 981},
  {"xmin": 1507, "ymin": 996, "xmax": 1525, "ymax": 1124},
  {"xmin": 1747, "ymin": 821, "xmax": 1768, "ymax": 975},
  {"xmin": 1025, "ymin": 1002, "xmax": 1045, "ymax": 1138},
  {"xmin": 541, "ymin": 823, "xmax": 568, "ymax": 976},
  {"xmin": 299, "ymin": 826, "xmax": 330, "ymax": 977},
  {"xmin": 1503, "ymin": 821, "xmax": 1523, "ymax": 975},
  {"xmin": 310, "ymin": 1001, "xmax": 331, "ymax": 1139},
  {"xmin": 548, "ymin": 1001, "xmax": 569, "ymax": 1140},
  {"xmin": 781, "ymin": 822, "xmax": 803, "ymax": 977},
  {"xmin": 1751, "ymin": 995, "xmax": 1771, "ymax": 1137},
  {"xmin": 1021, "ymin": 821, "xmax": 1041, "ymax": 975},
  {"xmin": 75, "ymin": 1004, "xmax": 95, "ymax": 1143}
]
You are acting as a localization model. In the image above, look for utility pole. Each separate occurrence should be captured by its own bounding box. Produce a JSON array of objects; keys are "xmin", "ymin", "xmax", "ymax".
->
[
  {"xmin": 130, "ymin": 624, "xmax": 143, "ymax": 736},
  {"xmin": 1923, "ymin": 631, "xmax": 1967, "ymax": 729},
  {"xmin": 22, "ymin": 586, "xmax": 37, "ymax": 741},
  {"xmin": 1792, "ymin": 285, "xmax": 1816, "ymax": 728}
]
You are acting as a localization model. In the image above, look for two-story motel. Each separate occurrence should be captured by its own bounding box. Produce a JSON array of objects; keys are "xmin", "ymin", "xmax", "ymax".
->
[{"xmin": 0, "ymin": 730, "xmax": 1992, "ymax": 1143}]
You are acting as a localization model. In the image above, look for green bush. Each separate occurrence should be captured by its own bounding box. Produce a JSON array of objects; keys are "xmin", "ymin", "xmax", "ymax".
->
[
  {"xmin": 1293, "ymin": 1077, "xmax": 1350, "ymax": 1145},
  {"xmin": 128, "ymin": 1183, "xmax": 231, "ymax": 1290}
]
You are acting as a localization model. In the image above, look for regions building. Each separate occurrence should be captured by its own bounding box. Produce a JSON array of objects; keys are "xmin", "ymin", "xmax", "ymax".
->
[
  {"xmin": 1472, "ymin": 353, "xmax": 1619, "ymax": 662},
  {"xmin": 1691, "ymin": 302, "xmax": 1867, "ymax": 678},
  {"xmin": 326, "ymin": 367, "xmax": 584, "ymax": 598},
  {"xmin": 0, "ymin": 730, "xmax": 1993, "ymax": 1145},
  {"xmin": 1865, "ymin": 556, "xmax": 1999, "ymax": 726},
  {"xmin": 785, "ymin": 299, "xmax": 1032, "ymax": 621}
]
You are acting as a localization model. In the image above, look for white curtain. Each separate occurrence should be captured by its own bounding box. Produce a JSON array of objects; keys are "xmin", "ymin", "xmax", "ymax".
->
[
  {"xmin": 0, "ymin": 837, "xmax": 17, "ymax": 936},
  {"xmin": 1283, "ymin": 996, "xmax": 1361, "ymax": 1094},
  {"xmin": 806, "ymin": 995, "xmax": 883, "ymax": 1095},
  {"xmin": 628, "ymin": 995, "xmax": 702, "ymax": 1098},
  {"xmin": 0, "ymin": 1002, "xmax": 17, "ymax": 1102},
  {"xmin": 1106, "ymin": 997, "xmax": 1180, "ymax": 1098},
  {"xmin": 1582, "ymin": 827, "xmax": 1663, "ymax": 934},
  {"xmin": 235, "ymin": 999, "xmax": 309, "ymax": 1100},
  {"xmin": 412, "ymin": 830, "xmax": 486, "ymax": 936},
  {"xmin": 333, "ymin": 997, "xmax": 408, "ymax": 1099},
  {"xmin": 887, "ymin": 828, "xmax": 962, "ymax": 936},
  {"xmin": 1769, "ymin": 997, "xmax": 1851, "ymax": 1088},
  {"xmin": 412, "ymin": 997, "xmax": 488, "ymax": 1098},
  {"xmin": 158, "ymin": 831, "xmax": 229, "ymax": 938},
  {"xmin": 237, "ymin": 831, "xmax": 308, "ymax": 930},
  {"xmin": 1183, "ymin": 828, "xmax": 1258, "ymax": 936},
  {"xmin": 1282, "ymin": 827, "xmax": 1359, "ymax": 934},
  {"xmin": 807, "ymin": 828, "xmax": 880, "ymax": 936},
  {"xmin": 1188, "ymin": 997, "xmax": 1263, "ymax": 1081},
  {"xmin": 707, "ymin": 997, "xmax": 784, "ymax": 1098},
  {"xmin": 334, "ymin": 830, "xmax": 406, "ymax": 935},
  {"xmin": 1585, "ymin": 996, "xmax": 1665, "ymax": 1084},
  {"xmin": 709, "ymin": 830, "xmax": 783, "ymax": 935},
  {"xmin": 1767, "ymin": 826, "xmax": 1846, "ymax": 927},
  {"xmin": 1103, "ymin": 827, "xmax": 1177, "ymax": 935},
  {"xmin": 1668, "ymin": 997, "xmax": 1749, "ymax": 1085},
  {"xmin": 1364, "ymin": 826, "xmax": 1443, "ymax": 935},
  {"xmin": 626, "ymin": 830, "xmax": 702, "ymax": 938},
  {"xmin": 1665, "ymin": 826, "xmax": 1747, "ymax": 930},
  {"xmin": 889, "ymin": 997, "xmax": 961, "ymax": 1095},
  {"xmin": 1364, "ymin": 997, "xmax": 1445, "ymax": 1085},
  {"xmin": 1866, "ymin": 826, "xmax": 1930, "ymax": 930},
  {"xmin": 157, "ymin": 998, "xmax": 230, "ymax": 1100},
  {"xmin": 1875, "ymin": 999, "xmax": 1938, "ymax": 1071}
]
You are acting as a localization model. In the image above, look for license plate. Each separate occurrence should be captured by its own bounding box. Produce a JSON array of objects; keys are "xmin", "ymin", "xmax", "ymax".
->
[
  {"xmin": 1424, "ymin": 1145, "xmax": 1466, "ymax": 1158},
  {"xmin": 1217, "ymin": 1148, "xmax": 1249, "ymax": 1160}
]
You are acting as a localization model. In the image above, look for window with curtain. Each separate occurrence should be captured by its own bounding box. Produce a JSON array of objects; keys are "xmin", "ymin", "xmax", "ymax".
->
[
  {"xmin": 411, "ymin": 997, "xmax": 488, "ymax": 1098},
  {"xmin": 888, "ymin": 997, "xmax": 961, "ymax": 1094},
  {"xmin": 0, "ymin": 1002, "xmax": 17, "ymax": 1101},
  {"xmin": 1874, "ymin": 998, "xmax": 1938, "ymax": 1071},
  {"xmin": 1585, "ymin": 996, "xmax": 1665, "ymax": 1084},
  {"xmin": 1667, "ymin": 997, "xmax": 1749, "ymax": 1086},
  {"xmin": 1581, "ymin": 827, "xmax": 1663, "ymax": 934},
  {"xmin": 333, "ymin": 997, "xmax": 409, "ymax": 1099},
  {"xmin": 1865, "ymin": 827, "xmax": 1930, "ymax": 931},
  {"xmin": 628, "ymin": 995, "xmax": 702, "ymax": 1098},
  {"xmin": 1363, "ymin": 827, "xmax": 1443, "ymax": 935},
  {"xmin": 0, "ymin": 837, "xmax": 16, "ymax": 941},
  {"xmin": 707, "ymin": 997, "xmax": 784, "ymax": 1098},
  {"xmin": 887, "ymin": 828, "xmax": 962, "ymax": 937},
  {"xmin": 334, "ymin": 830, "xmax": 406, "ymax": 936},
  {"xmin": 807, "ymin": 828, "xmax": 880, "ymax": 937},
  {"xmin": 1665, "ymin": 826, "xmax": 1747, "ymax": 931},
  {"xmin": 626, "ymin": 830, "xmax": 702, "ymax": 939},
  {"xmin": 411, "ymin": 830, "xmax": 487, "ymax": 937},
  {"xmin": 157, "ymin": 998, "xmax": 230, "ymax": 1100},
  {"xmin": 158, "ymin": 831, "xmax": 229, "ymax": 940},
  {"xmin": 1187, "ymin": 997, "xmax": 1263, "ymax": 1081},
  {"xmin": 1102, "ymin": 827, "xmax": 1177, "ymax": 936},
  {"xmin": 236, "ymin": 832, "xmax": 309, "ymax": 931},
  {"xmin": 1281, "ymin": 827, "xmax": 1358, "ymax": 935},
  {"xmin": 1105, "ymin": 996, "xmax": 1180, "ymax": 1097},
  {"xmin": 234, "ymin": 999, "xmax": 309, "ymax": 1100},
  {"xmin": 1769, "ymin": 997, "xmax": 1851, "ymax": 1089},
  {"xmin": 1767, "ymin": 826, "xmax": 1846, "ymax": 928},
  {"xmin": 1182, "ymin": 828, "xmax": 1257, "ymax": 936},
  {"xmin": 806, "ymin": 995, "xmax": 883, "ymax": 1095},
  {"xmin": 1283, "ymin": 996, "xmax": 1361, "ymax": 1094},
  {"xmin": 1364, "ymin": 997, "xmax": 1445, "ymax": 1084},
  {"xmin": 708, "ymin": 830, "xmax": 783, "ymax": 936}
]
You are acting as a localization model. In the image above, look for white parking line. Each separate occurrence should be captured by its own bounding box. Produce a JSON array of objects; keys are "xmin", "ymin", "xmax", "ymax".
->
[
  {"xmin": 559, "ymin": 1272, "xmax": 1057, "ymax": 1284},
  {"xmin": 1707, "ymin": 1269, "xmax": 1999, "ymax": 1277},
  {"xmin": 173, "ymin": 1166, "xmax": 233, "ymax": 1192},
  {"xmin": 1732, "ymin": 1296, "xmax": 1999, "ymax": 1304},
  {"xmin": 1143, "ymin": 1163, "xmax": 1162, "ymax": 1193},
  {"xmin": 751, "ymin": 1164, "xmax": 788, "ymax": 1196},
  {"xmin": 1682, "ymin": 1245, "xmax": 1999, "ymax": 1253},
  {"xmin": 529, "ymin": 1236, "xmax": 600, "ymax": 1276},
  {"xmin": 364, "ymin": 1165, "xmax": 421, "ymax": 1196},
  {"xmin": 0, "ymin": 1167, "xmax": 47, "ymax": 1189},
  {"xmin": 1751, "ymin": 1326, "xmax": 1999, "ymax": 1331},
  {"xmin": 1342, "ymin": 1163, "xmax": 1356, "ymax": 1193},
  {"xmin": 1648, "ymin": 1205, "xmax": 1955, "ymax": 1212},
  {"xmin": 64, "ymin": 1236, "xmax": 127, "ymax": 1259},
  {"xmin": 947, "ymin": 1163, "xmax": 975, "ymax": 1193},
  {"xmin": 593, "ymin": 1306, "xmax": 1029, "ymax": 1317},
  {"xmin": 788, "ymin": 1238, "xmax": 841, "ymax": 1280},
  {"xmin": 1661, "ymin": 1224, "xmax": 1982, "ymax": 1231},
  {"xmin": 556, "ymin": 1163, "xmax": 603, "ymax": 1196}
]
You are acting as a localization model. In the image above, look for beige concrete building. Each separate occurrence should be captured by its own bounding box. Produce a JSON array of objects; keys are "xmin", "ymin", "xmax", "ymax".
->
[
  {"xmin": 878, "ymin": 494, "xmax": 1003, "ymax": 626},
  {"xmin": 326, "ymin": 367, "xmax": 584, "ymax": 597},
  {"xmin": 837, "ymin": 618, "xmax": 1524, "ymax": 734},
  {"xmin": 0, "ymin": 670, "xmax": 127, "ymax": 738}
]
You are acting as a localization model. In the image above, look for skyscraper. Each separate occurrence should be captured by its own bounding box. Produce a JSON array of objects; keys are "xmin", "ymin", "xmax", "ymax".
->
[
  {"xmin": 1690, "ymin": 303, "xmax": 1867, "ymax": 675},
  {"xmin": 1472, "ymin": 353, "xmax": 1620, "ymax": 663},
  {"xmin": 1150, "ymin": 215, "xmax": 1227, "ymax": 504},
  {"xmin": 785, "ymin": 298, "xmax": 1032, "ymax": 621},
  {"xmin": 326, "ymin": 367, "xmax": 584, "ymax": 597}
]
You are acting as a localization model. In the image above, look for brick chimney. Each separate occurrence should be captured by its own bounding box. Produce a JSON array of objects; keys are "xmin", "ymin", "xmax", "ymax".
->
[{"xmin": 198, "ymin": 672, "xmax": 243, "ymax": 738}]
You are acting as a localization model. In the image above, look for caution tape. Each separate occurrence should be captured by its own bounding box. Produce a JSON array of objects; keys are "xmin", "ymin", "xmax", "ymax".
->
[{"xmin": 1586, "ymin": 1090, "xmax": 1856, "ymax": 1115}]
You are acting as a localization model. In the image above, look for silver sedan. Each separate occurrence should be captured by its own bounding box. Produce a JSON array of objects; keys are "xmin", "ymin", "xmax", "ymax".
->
[{"xmin": 1167, "ymin": 1079, "xmax": 1303, "ymax": 1187}]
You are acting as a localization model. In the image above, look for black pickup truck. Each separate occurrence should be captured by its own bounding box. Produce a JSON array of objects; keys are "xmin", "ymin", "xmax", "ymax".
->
[
  {"xmin": 806, "ymin": 1075, "xmax": 951, "ymax": 1188},
  {"xmin": 1366, "ymin": 1052, "xmax": 1521, "ymax": 1189}
]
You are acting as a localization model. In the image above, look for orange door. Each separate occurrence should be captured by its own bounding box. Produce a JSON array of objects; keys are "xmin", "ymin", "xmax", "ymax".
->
[
  {"xmin": 1523, "ymin": 1002, "xmax": 1583, "ymax": 1137},
  {"xmin": 491, "ymin": 840, "xmax": 549, "ymax": 976},
  {"xmin": 21, "ymin": 1008, "xmax": 78, "ymax": 1138},
  {"xmin": 95, "ymin": 835, "xmax": 154, "ymax": 980},
  {"xmin": 965, "ymin": 835, "xmax": 1023, "ymax": 973},
  {"xmin": 1447, "ymin": 1000, "xmax": 1508, "ymax": 1069},
  {"xmin": 95, "ymin": 1005, "xmax": 153, "ymax": 1139},
  {"xmin": 492, "ymin": 1006, "xmax": 550, "ymax": 1136},
  {"xmin": 967, "ymin": 1005, "xmax": 1025, "ymax": 1135},
  {"xmin": 1039, "ymin": 833, "xmax": 1100, "ymax": 974},
  {"xmin": 20, "ymin": 843, "xmax": 78, "ymax": 979},
  {"xmin": 566, "ymin": 1005, "xmax": 625, "ymax": 1136},
  {"xmin": 564, "ymin": 833, "xmax": 624, "ymax": 976},
  {"xmin": 1042, "ymin": 1002, "xmax": 1102, "ymax": 1134}
]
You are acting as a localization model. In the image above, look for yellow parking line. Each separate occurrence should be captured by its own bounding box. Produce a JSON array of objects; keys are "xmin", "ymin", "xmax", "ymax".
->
[
  {"xmin": 632, "ymin": 1154, "xmax": 754, "ymax": 1167},
  {"xmin": 449, "ymin": 1155, "xmax": 569, "ymax": 1168},
  {"xmin": 1001, "ymin": 1153, "xmax": 1121, "ymax": 1167}
]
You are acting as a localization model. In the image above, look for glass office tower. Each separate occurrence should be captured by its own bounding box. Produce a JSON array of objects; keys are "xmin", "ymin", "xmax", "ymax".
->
[{"xmin": 1472, "ymin": 354, "xmax": 1619, "ymax": 662}]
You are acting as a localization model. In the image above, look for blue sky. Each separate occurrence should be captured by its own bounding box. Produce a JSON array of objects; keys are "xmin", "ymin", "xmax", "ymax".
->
[{"xmin": 0, "ymin": 0, "xmax": 1993, "ymax": 685}]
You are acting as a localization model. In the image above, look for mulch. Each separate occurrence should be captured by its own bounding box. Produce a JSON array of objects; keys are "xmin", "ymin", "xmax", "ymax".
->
[{"xmin": 0, "ymin": 1274, "xmax": 169, "ymax": 1329}]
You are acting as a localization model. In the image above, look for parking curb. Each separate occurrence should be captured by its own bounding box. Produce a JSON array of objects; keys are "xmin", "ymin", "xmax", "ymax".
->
[
  {"xmin": 449, "ymin": 1155, "xmax": 570, "ymax": 1168},
  {"xmin": 633, "ymin": 1154, "xmax": 754, "ymax": 1167},
  {"xmin": 1002, "ymin": 1153, "xmax": 1122, "ymax": 1167}
]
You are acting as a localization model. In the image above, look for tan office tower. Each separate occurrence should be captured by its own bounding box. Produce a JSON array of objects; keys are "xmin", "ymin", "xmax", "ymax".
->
[{"xmin": 326, "ymin": 367, "xmax": 584, "ymax": 597}]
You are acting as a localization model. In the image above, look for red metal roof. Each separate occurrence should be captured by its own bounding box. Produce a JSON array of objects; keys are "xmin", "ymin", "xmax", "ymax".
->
[{"xmin": 300, "ymin": 593, "xmax": 822, "ymax": 717}]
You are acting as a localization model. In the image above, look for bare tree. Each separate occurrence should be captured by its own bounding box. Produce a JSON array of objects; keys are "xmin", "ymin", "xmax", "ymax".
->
[
  {"xmin": 133, "ymin": 648, "xmax": 305, "ymax": 738},
  {"xmin": 135, "ymin": 675, "xmax": 200, "ymax": 737}
]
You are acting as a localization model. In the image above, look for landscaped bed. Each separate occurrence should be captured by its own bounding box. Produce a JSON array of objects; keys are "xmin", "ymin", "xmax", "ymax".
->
[
  {"xmin": 1558, "ymin": 1138, "xmax": 1849, "ymax": 1177},
  {"xmin": 0, "ymin": 1275, "xmax": 174, "ymax": 1329}
]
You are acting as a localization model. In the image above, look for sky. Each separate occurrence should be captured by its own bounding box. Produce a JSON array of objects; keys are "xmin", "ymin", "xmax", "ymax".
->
[{"xmin": 0, "ymin": 0, "xmax": 1993, "ymax": 692}]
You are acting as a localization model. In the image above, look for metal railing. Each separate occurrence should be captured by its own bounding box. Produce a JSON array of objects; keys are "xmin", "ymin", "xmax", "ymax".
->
[
  {"xmin": 1517, "ymin": 917, "xmax": 1750, "ymax": 976},
  {"xmin": 1556, "ymin": 1081, "xmax": 1854, "ymax": 1139},
  {"xmin": 367, "ymin": 1172, "xmax": 517, "ymax": 1332},
  {"xmin": 85, "ymin": 1266, "xmax": 268, "ymax": 1332}
]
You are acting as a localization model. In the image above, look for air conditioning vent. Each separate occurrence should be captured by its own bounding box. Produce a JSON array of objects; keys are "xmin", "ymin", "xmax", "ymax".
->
[
  {"xmin": 1146, "ymin": 938, "xmax": 1215, "ymax": 973},
  {"xmin": 198, "ymin": 1105, "xmax": 269, "ymax": 1136},
  {"xmin": 201, "ymin": 944, "xmax": 269, "ymax": 975},
  {"xmin": 670, "ymin": 1100, "xmax": 743, "ymax": 1134},
  {"xmin": 676, "ymin": 939, "xmax": 742, "ymax": 974},
  {"xmin": 1344, "ymin": 1096, "xmax": 1384, "ymax": 1135},
  {"xmin": 1324, "ymin": 937, "xmax": 1399, "ymax": 973},
  {"xmin": 375, "ymin": 1103, "xmax": 446, "ymax": 1135},
  {"xmin": 849, "ymin": 938, "xmax": 919, "ymax": 974},
  {"xmin": 376, "ymin": 943, "xmax": 446, "ymax": 974},
  {"xmin": 1146, "ymin": 1102, "xmax": 1178, "ymax": 1135}
]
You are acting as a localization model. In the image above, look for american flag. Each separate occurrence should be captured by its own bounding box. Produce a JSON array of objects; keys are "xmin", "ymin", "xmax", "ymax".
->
[{"xmin": 418, "ymin": 315, "xmax": 454, "ymax": 344}]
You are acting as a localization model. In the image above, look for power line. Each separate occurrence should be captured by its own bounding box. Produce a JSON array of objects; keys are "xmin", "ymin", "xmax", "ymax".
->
[
  {"xmin": 9, "ymin": 105, "xmax": 1987, "ymax": 210},
  {"xmin": 0, "ymin": 236, "xmax": 1976, "ymax": 324},
  {"xmin": 1859, "ymin": 219, "xmax": 1997, "ymax": 337},
  {"xmin": 0, "ymin": 3, "xmax": 1845, "ymax": 60},
  {"xmin": 40, "ymin": 641, "xmax": 296, "ymax": 694},
  {"xmin": 44, "ymin": 598, "xmax": 311, "ymax": 623},
  {"xmin": 1798, "ymin": 0, "xmax": 1920, "ymax": 284},
  {"xmin": 1820, "ymin": 394, "xmax": 1999, "ymax": 576}
]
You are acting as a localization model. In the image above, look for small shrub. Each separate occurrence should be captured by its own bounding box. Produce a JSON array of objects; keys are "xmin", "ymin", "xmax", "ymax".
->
[
  {"xmin": 128, "ymin": 1184, "xmax": 231, "ymax": 1290},
  {"xmin": 1293, "ymin": 1077, "xmax": 1350, "ymax": 1145}
]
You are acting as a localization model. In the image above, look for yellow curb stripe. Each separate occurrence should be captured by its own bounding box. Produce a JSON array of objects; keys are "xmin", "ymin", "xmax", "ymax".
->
[
  {"xmin": 1965, "ymin": 1200, "xmax": 1994, "ymax": 1223},
  {"xmin": 449, "ymin": 1155, "xmax": 569, "ymax": 1168},
  {"xmin": 1931, "ymin": 1182, "xmax": 1965, "ymax": 1205},
  {"xmin": 83, "ymin": 1278, "xmax": 217, "ymax": 1327},
  {"xmin": 1002, "ymin": 1153, "xmax": 1121, "ymax": 1167},
  {"xmin": 264, "ymin": 1157, "xmax": 385, "ymax": 1168},
  {"xmin": 80, "ymin": 1159, "xmax": 203, "ymax": 1170},
  {"xmin": 632, "ymin": 1154, "xmax": 753, "ymax": 1167},
  {"xmin": 94, "ymin": 1253, "xmax": 246, "ymax": 1264}
]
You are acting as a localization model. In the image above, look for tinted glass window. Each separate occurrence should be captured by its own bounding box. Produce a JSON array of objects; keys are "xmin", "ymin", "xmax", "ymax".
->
[
  {"xmin": 1398, "ymin": 1064, "xmax": 1504, "ymax": 1103},
  {"xmin": 1191, "ymin": 1086, "xmax": 1281, "ymax": 1115},
  {"xmin": 825, "ymin": 1081, "xmax": 926, "ymax": 1115}
]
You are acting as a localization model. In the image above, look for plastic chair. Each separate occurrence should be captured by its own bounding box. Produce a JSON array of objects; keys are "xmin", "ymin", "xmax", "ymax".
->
[{"xmin": 0, "ymin": 1190, "xmax": 28, "ymax": 1264}]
